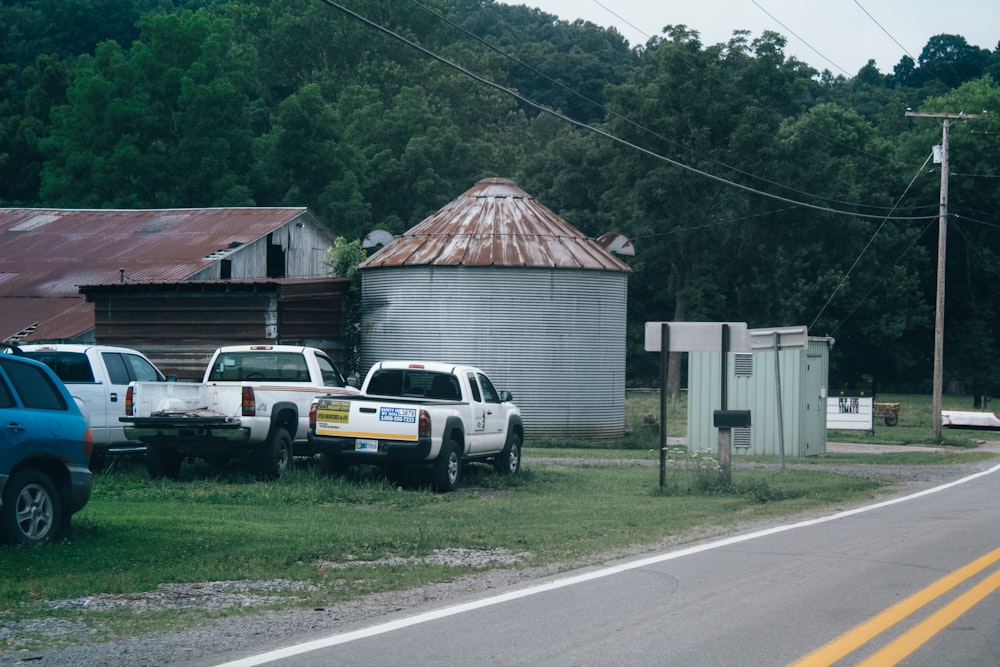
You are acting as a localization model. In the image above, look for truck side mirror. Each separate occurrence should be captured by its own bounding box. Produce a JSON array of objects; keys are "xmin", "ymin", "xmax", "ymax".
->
[{"xmin": 500, "ymin": 390, "xmax": 513, "ymax": 402}]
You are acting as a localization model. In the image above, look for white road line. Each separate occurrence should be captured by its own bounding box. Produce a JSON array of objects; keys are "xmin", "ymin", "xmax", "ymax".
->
[{"xmin": 214, "ymin": 462, "xmax": 1000, "ymax": 667}]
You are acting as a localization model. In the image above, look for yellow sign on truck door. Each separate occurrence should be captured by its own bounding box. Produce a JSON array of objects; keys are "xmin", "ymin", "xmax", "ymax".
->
[{"xmin": 316, "ymin": 399, "xmax": 350, "ymax": 434}]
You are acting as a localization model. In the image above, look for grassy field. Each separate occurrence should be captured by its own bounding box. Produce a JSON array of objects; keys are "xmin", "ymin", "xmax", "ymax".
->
[{"xmin": 1, "ymin": 391, "xmax": 997, "ymax": 650}]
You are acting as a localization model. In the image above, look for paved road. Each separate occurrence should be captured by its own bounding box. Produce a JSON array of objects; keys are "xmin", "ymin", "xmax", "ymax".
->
[{"xmin": 210, "ymin": 460, "xmax": 1000, "ymax": 667}]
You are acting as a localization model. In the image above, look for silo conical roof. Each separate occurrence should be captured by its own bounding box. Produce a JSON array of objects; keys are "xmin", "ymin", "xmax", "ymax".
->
[{"xmin": 359, "ymin": 178, "xmax": 630, "ymax": 271}]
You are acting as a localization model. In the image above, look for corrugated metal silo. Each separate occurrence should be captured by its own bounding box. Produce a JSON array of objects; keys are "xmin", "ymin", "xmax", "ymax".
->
[{"xmin": 359, "ymin": 178, "xmax": 631, "ymax": 440}]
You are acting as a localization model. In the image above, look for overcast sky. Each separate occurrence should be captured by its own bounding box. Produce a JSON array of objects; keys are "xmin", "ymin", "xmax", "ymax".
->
[{"xmin": 502, "ymin": 0, "xmax": 1000, "ymax": 76}]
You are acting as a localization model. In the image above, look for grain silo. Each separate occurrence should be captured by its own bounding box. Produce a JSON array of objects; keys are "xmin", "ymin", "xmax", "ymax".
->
[{"xmin": 358, "ymin": 177, "xmax": 632, "ymax": 440}]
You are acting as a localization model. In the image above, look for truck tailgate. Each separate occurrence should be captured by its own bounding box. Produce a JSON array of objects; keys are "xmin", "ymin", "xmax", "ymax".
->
[
  {"xmin": 314, "ymin": 397, "xmax": 419, "ymax": 441},
  {"xmin": 129, "ymin": 381, "xmax": 215, "ymax": 416}
]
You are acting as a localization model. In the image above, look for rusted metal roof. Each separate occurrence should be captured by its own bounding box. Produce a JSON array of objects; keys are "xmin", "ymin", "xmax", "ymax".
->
[
  {"xmin": 359, "ymin": 178, "xmax": 632, "ymax": 272},
  {"xmin": 0, "ymin": 207, "xmax": 317, "ymax": 342}
]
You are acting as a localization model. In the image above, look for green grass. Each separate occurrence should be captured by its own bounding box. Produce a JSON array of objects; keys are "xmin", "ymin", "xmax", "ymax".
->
[
  {"xmin": 1, "ymin": 455, "xmax": 887, "ymax": 650},
  {"xmin": 1, "ymin": 391, "xmax": 997, "ymax": 651}
]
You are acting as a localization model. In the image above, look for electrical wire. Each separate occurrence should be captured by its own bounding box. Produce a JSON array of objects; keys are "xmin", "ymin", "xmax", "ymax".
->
[
  {"xmin": 853, "ymin": 0, "xmax": 916, "ymax": 62},
  {"xmin": 825, "ymin": 215, "xmax": 938, "ymax": 337},
  {"xmin": 810, "ymin": 152, "xmax": 934, "ymax": 332},
  {"xmin": 322, "ymin": 0, "xmax": 968, "ymax": 340},
  {"xmin": 751, "ymin": 0, "xmax": 851, "ymax": 75},
  {"xmin": 411, "ymin": 0, "xmax": 920, "ymax": 215},
  {"xmin": 591, "ymin": 0, "xmax": 650, "ymax": 42},
  {"xmin": 328, "ymin": 0, "xmax": 935, "ymax": 221}
]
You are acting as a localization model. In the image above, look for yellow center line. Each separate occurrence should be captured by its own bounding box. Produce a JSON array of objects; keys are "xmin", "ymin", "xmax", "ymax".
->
[
  {"xmin": 789, "ymin": 545, "xmax": 1000, "ymax": 667},
  {"xmin": 855, "ymin": 567, "xmax": 1000, "ymax": 666}
]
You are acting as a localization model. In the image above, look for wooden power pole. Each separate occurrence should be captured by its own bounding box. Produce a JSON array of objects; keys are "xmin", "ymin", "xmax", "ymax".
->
[{"xmin": 905, "ymin": 110, "xmax": 987, "ymax": 440}]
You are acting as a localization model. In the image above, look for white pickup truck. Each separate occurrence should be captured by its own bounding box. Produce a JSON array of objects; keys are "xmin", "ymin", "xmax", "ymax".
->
[
  {"xmin": 308, "ymin": 361, "xmax": 523, "ymax": 492},
  {"xmin": 19, "ymin": 344, "xmax": 167, "ymax": 463},
  {"xmin": 121, "ymin": 345, "xmax": 358, "ymax": 479}
]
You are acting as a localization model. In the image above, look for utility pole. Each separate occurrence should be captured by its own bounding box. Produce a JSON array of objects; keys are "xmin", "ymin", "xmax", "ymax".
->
[{"xmin": 905, "ymin": 110, "xmax": 987, "ymax": 440}]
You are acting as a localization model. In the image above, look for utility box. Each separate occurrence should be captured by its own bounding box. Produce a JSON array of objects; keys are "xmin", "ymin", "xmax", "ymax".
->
[{"xmin": 687, "ymin": 326, "xmax": 832, "ymax": 457}]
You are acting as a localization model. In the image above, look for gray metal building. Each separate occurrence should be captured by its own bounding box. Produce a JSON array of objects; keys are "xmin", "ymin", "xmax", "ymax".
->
[
  {"xmin": 687, "ymin": 327, "xmax": 832, "ymax": 457},
  {"xmin": 358, "ymin": 178, "xmax": 632, "ymax": 440}
]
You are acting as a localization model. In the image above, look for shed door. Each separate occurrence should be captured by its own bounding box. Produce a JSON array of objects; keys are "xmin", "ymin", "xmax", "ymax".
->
[{"xmin": 803, "ymin": 353, "xmax": 826, "ymax": 455}]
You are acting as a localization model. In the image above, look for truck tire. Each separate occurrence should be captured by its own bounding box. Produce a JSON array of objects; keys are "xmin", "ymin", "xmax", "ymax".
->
[
  {"xmin": 146, "ymin": 445, "xmax": 183, "ymax": 479},
  {"xmin": 1, "ymin": 469, "xmax": 64, "ymax": 545},
  {"xmin": 256, "ymin": 428, "xmax": 292, "ymax": 480},
  {"xmin": 493, "ymin": 431, "xmax": 522, "ymax": 476},
  {"xmin": 431, "ymin": 438, "xmax": 462, "ymax": 493}
]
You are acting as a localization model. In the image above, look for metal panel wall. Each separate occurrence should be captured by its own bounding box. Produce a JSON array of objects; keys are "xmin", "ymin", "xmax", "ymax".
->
[
  {"xmin": 360, "ymin": 265, "xmax": 627, "ymax": 439},
  {"xmin": 688, "ymin": 339, "xmax": 830, "ymax": 457}
]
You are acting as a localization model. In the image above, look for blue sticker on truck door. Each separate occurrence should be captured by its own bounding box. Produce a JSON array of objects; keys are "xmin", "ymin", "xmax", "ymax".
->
[{"xmin": 379, "ymin": 406, "xmax": 417, "ymax": 423}]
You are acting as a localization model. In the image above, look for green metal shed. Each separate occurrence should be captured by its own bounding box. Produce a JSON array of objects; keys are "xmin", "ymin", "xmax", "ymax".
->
[{"xmin": 687, "ymin": 326, "xmax": 832, "ymax": 457}]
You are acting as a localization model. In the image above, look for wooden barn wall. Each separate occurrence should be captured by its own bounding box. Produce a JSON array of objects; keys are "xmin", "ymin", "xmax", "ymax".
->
[
  {"xmin": 88, "ymin": 282, "xmax": 348, "ymax": 379},
  {"xmin": 90, "ymin": 292, "xmax": 273, "ymax": 379},
  {"xmin": 187, "ymin": 222, "xmax": 334, "ymax": 281}
]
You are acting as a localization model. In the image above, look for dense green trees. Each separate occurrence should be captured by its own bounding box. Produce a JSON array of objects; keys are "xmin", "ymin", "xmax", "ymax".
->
[{"xmin": 1, "ymin": 0, "xmax": 998, "ymax": 394}]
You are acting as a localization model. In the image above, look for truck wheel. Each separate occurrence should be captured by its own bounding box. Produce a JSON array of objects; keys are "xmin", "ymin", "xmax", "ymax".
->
[
  {"xmin": 493, "ymin": 431, "xmax": 522, "ymax": 476},
  {"xmin": 146, "ymin": 445, "xmax": 183, "ymax": 479},
  {"xmin": 431, "ymin": 438, "xmax": 462, "ymax": 493},
  {"xmin": 1, "ymin": 469, "xmax": 64, "ymax": 545},
  {"xmin": 257, "ymin": 428, "xmax": 292, "ymax": 480}
]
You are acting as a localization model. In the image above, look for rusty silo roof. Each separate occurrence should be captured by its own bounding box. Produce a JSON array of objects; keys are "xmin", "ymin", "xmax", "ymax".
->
[{"xmin": 359, "ymin": 178, "xmax": 631, "ymax": 272}]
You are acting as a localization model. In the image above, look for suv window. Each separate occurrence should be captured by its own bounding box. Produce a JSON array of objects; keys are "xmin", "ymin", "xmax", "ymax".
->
[
  {"xmin": 0, "ymin": 377, "xmax": 13, "ymax": 408},
  {"xmin": 0, "ymin": 358, "xmax": 68, "ymax": 410}
]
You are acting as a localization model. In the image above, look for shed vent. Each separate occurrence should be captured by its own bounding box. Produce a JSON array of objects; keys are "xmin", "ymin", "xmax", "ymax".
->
[
  {"xmin": 734, "ymin": 353, "xmax": 753, "ymax": 377},
  {"xmin": 733, "ymin": 427, "xmax": 752, "ymax": 448}
]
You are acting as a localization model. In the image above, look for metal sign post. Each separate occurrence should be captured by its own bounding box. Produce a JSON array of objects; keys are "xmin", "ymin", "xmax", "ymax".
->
[{"xmin": 645, "ymin": 322, "xmax": 749, "ymax": 487}]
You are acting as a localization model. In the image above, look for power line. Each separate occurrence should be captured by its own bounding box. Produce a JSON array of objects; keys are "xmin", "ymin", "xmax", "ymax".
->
[
  {"xmin": 591, "ymin": 0, "xmax": 650, "ymax": 42},
  {"xmin": 751, "ymin": 0, "xmax": 851, "ymax": 75},
  {"xmin": 411, "ymin": 0, "xmax": 910, "ymax": 215},
  {"xmin": 853, "ymin": 0, "xmax": 916, "ymax": 62},
  {"xmin": 376, "ymin": 0, "xmax": 933, "ymax": 221},
  {"xmin": 811, "ymin": 152, "xmax": 934, "ymax": 333}
]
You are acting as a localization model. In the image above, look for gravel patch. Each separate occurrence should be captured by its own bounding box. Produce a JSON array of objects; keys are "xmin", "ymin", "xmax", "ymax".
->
[{"xmin": 2, "ymin": 441, "xmax": 998, "ymax": 667}]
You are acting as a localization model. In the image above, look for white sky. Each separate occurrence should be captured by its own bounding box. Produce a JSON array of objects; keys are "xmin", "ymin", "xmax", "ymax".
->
[{"xmin": 502, "ymin": 0, "xmax": 1000, "ymax": 75}]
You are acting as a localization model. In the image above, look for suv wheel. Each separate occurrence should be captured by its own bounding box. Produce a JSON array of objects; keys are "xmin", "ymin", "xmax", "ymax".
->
[{"xmin": 1, "ymin": 469, "xmax": 64, "ymax": 545}]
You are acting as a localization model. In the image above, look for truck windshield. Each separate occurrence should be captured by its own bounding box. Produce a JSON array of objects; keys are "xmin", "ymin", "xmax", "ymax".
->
[{"xmin": 208, "ymin": 352, "xmax": 310, "ymax": 382}]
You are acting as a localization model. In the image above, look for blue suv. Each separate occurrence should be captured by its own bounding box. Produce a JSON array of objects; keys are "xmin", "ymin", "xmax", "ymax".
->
[{"xmin": 0, "ymin": 353, "xmax": 93, "ymax": 545}]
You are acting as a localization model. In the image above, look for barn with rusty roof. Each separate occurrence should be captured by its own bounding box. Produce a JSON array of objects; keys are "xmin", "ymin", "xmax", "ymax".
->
[
  {"xmin": 0, "ymin": 207, "xmax": 341, "ymax": 353},
  {"xmin": 359, "ymin": 177, "xmax": 633, "ymax": 439}
]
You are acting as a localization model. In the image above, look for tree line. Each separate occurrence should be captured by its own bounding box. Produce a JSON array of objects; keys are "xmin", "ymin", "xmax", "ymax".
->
[{"xmin": 2, "ymin": 0, "xmax": 999, "ymax": 394}]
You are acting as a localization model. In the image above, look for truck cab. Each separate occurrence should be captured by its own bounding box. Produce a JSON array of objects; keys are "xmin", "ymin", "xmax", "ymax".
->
[{"xmin": 20, "ymin": 344, "xmax": 166, "ymax": 456}]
